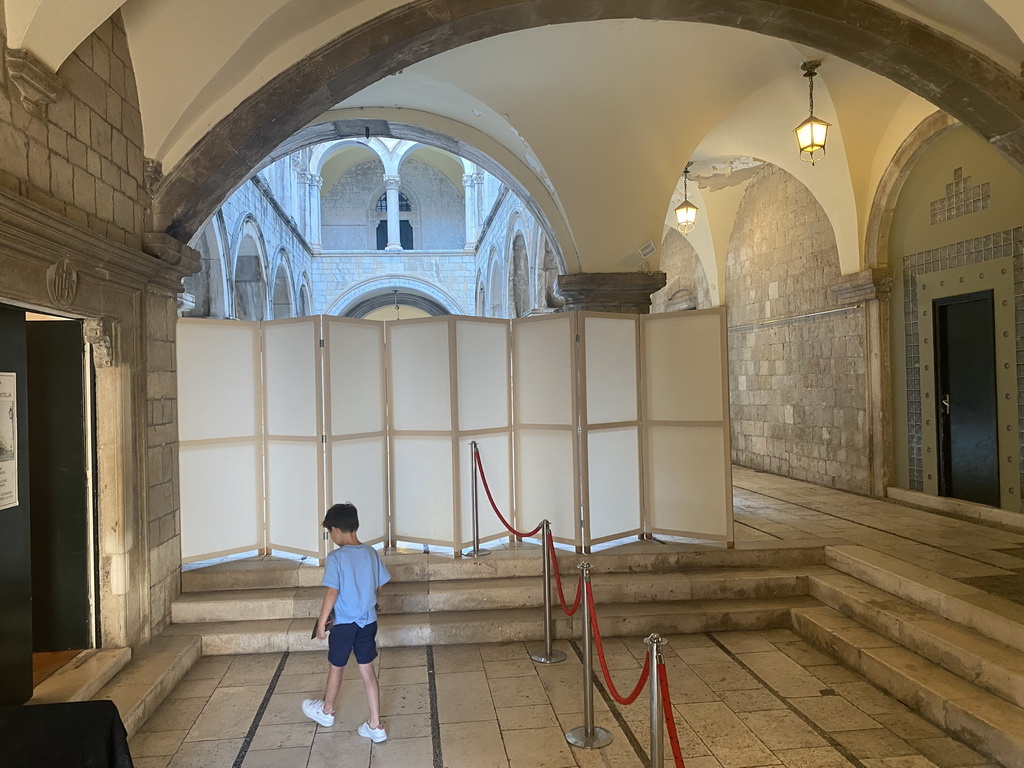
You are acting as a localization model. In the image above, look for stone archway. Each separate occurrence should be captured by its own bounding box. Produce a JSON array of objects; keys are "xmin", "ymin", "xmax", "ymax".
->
[{"xmin": 153, "ymin": 0, "xmax": 1024, "ymax": 244}]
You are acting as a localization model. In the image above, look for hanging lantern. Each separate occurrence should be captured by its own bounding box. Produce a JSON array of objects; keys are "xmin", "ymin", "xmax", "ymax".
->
[
  {"xmin": 795, "ymin": 60, "xmax": 830, "ymax": 165},
  {"xmin": 674, "ymin": 162, "xmax": 698, "ymax": 235}
]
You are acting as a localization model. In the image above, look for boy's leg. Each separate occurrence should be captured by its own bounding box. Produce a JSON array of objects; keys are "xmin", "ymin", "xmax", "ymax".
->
[
  {"xmin": 323, "ymin": 663, "xmax": 344, "ymax": 715},
  {"xmin": 357, "ymin": 662, "xmax": 381, "ymax": 729}
]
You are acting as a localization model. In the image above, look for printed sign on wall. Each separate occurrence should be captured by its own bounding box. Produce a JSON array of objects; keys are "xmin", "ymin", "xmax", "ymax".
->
[{"xmin": 0, "ymin": 373, "xmax": 17, "ymax": 511}]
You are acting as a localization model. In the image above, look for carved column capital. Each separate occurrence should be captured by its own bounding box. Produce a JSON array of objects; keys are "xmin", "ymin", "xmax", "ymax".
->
[
  {"xmin": 382, "ymin": 174, "xmax": 401, "ymax": 190},
  {"xmin": 4, "ymin": 47, "xmax": 60, "ymax": 117},
  {"xmin": 462, "ymin": 173, "xmax": 476, "ymax": 188},
  {"xmin": 83, "ymin": 317, "xmax": 118, "ymax": 368},
  {"xmin": 144, "ymin": 158, "xmax": 164, "ymax": 196},
  {"xmin": 556, "ymin": 271, "xmax": 668, "ymax": 314},
  {"xmin": 829, "ymin": 268, "xmax": 893, "ymax": 307}
]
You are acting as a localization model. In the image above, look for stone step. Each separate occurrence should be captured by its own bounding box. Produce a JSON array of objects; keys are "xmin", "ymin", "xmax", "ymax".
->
[
  {"xmin": 824, "ymin": 544, "xmax": 1024, "ymax": 654},
  {"xmin": 808, "ymin": 570, "xmax": 1024, "ymax": 709},
  {"xmin": 792, "ymin": 604, "xmax": 1024, "ymax": 768},
  {"xmin": 28, "ymin": 648, "xmax": 132, "ymax": 705},
  {"xmin": 90, "ymin": 635, "xmax": 202, "ymax": 738},
  {"xmin": 172, "ymin": 566, "xmax": 824, "ymax": 623},
  {"xmin": 181, "ymin": 544, "xmax": 827, "ymax": 593},
  {"xmin": 163, "ymin": 595, "xmax": 819, "ymax": 655}
]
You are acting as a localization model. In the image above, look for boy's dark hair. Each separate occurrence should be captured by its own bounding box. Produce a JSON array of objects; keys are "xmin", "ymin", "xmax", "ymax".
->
[{"xmin": 322, "ymin": 502, "xmax": 359, "ymax": 532}]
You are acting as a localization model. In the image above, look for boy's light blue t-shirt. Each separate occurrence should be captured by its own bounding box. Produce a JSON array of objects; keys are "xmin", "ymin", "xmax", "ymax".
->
[{"xmin": 322, "ymin": 544, "xmax": 391, "ymax": 627}]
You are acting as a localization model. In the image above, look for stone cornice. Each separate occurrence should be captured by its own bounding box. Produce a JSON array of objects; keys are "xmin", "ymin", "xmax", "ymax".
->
[
  {"xmin": 4, "ymin": 47, "xmax": 60, "ymax": 117},
  {"xmin": 829, "ymin": 268, "xmax": 893, "ymax": 307},
  {"xmin": 0, "ymin": 185, "xmax": 194, "ymax": 294},
  {"xmin": 556, "ymin": 271, "xmax": 668, "ymax": 314}
]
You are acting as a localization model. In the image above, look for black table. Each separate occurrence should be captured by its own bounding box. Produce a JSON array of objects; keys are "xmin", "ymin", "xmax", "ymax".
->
[{"xmin": 0, "ymin": 699, "xmax": 134, "ymax": 767}]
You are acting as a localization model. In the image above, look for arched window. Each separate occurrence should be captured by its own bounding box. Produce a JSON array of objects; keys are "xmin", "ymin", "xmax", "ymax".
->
[{"xmin": 375, "ymin": 192, "xmax": 411, "ymax": 212}]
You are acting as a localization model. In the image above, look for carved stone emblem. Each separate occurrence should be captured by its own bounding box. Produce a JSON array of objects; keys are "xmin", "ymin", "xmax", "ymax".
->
[{"xmin": 46, "ymin": 256, "xmax": 79, "ymax": 308}]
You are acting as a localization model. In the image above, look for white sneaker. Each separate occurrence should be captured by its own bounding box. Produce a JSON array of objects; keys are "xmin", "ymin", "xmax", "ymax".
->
[
  {"xmin": 358, "ymin": 721, "xmax": 387, "ymax": 742},
  {"xmin": 301, "ymin": 699, "xmax": 335, "ymax": 727}
]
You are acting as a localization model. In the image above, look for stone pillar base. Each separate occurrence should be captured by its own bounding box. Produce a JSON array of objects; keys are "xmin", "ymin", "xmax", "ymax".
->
[{"xmin": 556, "ymin": 271, "xmax": 667, "ymax": 314}]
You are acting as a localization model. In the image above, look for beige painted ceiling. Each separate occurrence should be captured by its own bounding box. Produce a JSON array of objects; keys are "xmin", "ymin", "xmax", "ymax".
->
[{"xmin": 5, "ymin": 0, "xmax": 1022, "ymax": 283}]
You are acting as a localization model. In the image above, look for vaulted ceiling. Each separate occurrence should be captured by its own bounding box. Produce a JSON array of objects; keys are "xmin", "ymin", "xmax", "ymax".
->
[{"xmin": 7, "ymin": 0, "xmax": 1023, "ymax": 283}]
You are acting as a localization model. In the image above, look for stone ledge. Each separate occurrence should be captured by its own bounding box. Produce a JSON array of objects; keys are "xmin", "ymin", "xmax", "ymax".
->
[{"xmin": 28, "ymin": 648, "xmax": 132, "ymax": 705}]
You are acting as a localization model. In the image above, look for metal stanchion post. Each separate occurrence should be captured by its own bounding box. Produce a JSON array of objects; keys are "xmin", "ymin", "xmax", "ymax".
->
[
  {"xmin": 645, "ymin": 633, "xmax": 666, "ymax": 767},
  {"xmin": 565, "ymin": 562, "xmax": 613, "ymax": 749},
  {"xmin": 531, "ymin": 520, "xmax": 566, "ymax": 664},
  {"xmin": 464, "ymin": 441, "xmax": 489, "ymax": 557}
]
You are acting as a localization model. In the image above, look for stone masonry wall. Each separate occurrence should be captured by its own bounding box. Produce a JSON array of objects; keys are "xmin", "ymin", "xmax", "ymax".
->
[
  {"xmin": 0, "ymin": 13, "xmax": 148, "ymax": 249},
  {"xmin": 0, "ymin": 13, "xmax": 185, "ymax": 639},
  {"xmin": 726, "ymin": 165, "xmax": 870, "ymax": 493},
  {"xmin": 652, "ymin": 227, "xmax": 712, "ymax": 312},
  {"xmin": 321, "ymin": 158, "xmax": 464, "ymax": 251}
]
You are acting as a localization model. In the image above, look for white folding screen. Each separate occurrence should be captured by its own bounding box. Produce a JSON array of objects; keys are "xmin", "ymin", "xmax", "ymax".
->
[
  {"xmin": 454, "ymin": 318, "xmax": 512, "ymax": 549},
  {"xmin": 176, "ymin": 319, "xmax": 263, "ymax": 562},
  {"xmin": 641, "ymin": 307, "xmax": 734, "ymax": 542},
  {"xmin": 323, "ymin": 317, "xmax": 388, "ymax": 546},
  {"xmin": 176, "ymin": 309, "xmax": 734, "ymax": 562},
  {"xmin": 388, "ymin": 316, "xmax": 513, "ymax": 550},
  {"xmin": 579, "ymin": 313, "xmax": 643, "ymax": 547},
  {"xmin": 512, "ymin": 314, "xmax": 580, "ymax": 547},
  {"xmin": 388, "ymin": 318, "xmax": 456, "ymax": 547},
  {"xmin": 263, "ymin": 317, "xmax": 325, "ymax": 558}
]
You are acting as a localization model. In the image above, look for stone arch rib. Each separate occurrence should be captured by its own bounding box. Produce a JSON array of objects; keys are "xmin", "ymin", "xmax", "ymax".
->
[{"xmin": 153, "ymin": 0, "xmax": 1024, "ymax": 244}]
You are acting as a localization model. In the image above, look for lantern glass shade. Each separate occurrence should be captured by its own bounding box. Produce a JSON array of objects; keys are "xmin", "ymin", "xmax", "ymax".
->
[
  {"xmin": 675, "ymin": 199, "xmax": 698, "ymax": 234},
  {"xmin": 795, "ymin": 115, "xmax": 830, "ymax": 163}
]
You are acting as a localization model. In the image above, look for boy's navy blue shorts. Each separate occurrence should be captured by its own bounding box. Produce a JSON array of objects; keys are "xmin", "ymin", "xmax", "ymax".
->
[{"xmin": 327, "ymin": 620, "xmax": 378, "ymax": 667}]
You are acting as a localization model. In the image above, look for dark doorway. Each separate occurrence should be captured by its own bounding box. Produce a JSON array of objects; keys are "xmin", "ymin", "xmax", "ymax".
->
[
  {"xmin": 934, "ymin": 290, "xmax": 1000, "ymax": 507},
  {"xmin": 27, "ymin": 318, "xmax": 93, "ymax": 653}
]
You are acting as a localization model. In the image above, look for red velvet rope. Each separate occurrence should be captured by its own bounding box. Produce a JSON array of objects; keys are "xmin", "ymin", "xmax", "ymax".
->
[
  {"xmin": 586, "ymin": 582, "xmax": 651, "ymax": 705},
  {"xmin": 547, "ymin": 534, "xmax": 582, "ymax": 616},
  {"xmin": 475, "ymin": 450, "xmax": 542, "ymax": 538},
  {"xmin": 658, "ymin": 662, "xmax": 687, "ymax": 768}
]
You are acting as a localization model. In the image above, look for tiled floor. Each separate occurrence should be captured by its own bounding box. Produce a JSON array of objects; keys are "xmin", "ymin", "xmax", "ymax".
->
[
  {"xmin": 138, "ymin": 468, "xmax": 1024, "ymax": 767},
  {"xmin": 130, "ymin": 633, "xmax": 996, "ymax": 768}
]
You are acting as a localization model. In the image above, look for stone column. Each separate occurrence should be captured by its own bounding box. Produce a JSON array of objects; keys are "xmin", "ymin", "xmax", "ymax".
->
[
  {"xmin": 463, "ymin": 172, "xmax": 478, "ymax": 250},
  {"xmin": 830, "ymin": 268, "xmax": 893, "ymax": 497},
  {"xmin": 556, "ymin": 272, "xmax": 667, "ymax": 314},
  {"xmin": 306, "ymin": 173, "xmax": 323, "ymax": 254},
  {"xmin": 383, "ymin": 174, "xmax": 402, "ymax": 251}
]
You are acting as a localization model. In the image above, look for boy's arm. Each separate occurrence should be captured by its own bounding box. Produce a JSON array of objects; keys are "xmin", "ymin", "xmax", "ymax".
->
[{"xmin": 316, "ymin": 587, "xmax": 339, "ymax": 640}]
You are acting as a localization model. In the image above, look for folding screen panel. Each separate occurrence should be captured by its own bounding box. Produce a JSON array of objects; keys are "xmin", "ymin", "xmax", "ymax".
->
[
  {"xmin": 512, "ymin": 313, "xmax": 580, "ymax": 547},
  {"xmin": 323, "ymin": 317, "xmax": 388, "ymax": 546},
  {"xmin": 388, "ymin": 318, "xmax": 456, "ymax": 547},
  {"xmin": 263, "ymin": 317, "xmax": 324, "ymax": 558},
  {"xmin": 176, "ymin": 319, "xmax": 263, "ymax": 562},
  {"xmin": 641, "ymin": 308, "xmax": 733, "ymax": 542},
  {"xmin": 579, "ymin": 313, "xmax": 642, "ymax": 548},
  {"xmin": 454, "ymin": 318, "xmax": 511, "ymax": 550}
]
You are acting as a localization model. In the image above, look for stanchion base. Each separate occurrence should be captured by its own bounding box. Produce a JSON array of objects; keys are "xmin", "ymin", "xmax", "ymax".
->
[
  {"xmin": 565, "ymin": 726, "xmax": 613, "ymax": 749},
  {"xmin": 462, "ymin": 548, "xmax": 491, "ymax": 558},
  {"xmin": 530, "ymin": 649, "xmax": 567, "ymax": 664}
]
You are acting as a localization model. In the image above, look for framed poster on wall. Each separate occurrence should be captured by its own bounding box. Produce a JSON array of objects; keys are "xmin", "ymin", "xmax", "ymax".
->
[{"xmin": 0, "ymin": 373, "xmax": 16, "ymax": 511}]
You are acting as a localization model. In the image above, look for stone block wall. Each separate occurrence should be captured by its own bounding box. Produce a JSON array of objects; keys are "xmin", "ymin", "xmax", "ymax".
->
[
  {"xmin": 313, "ymin": 252, "xmax": 476, "ymax": 315},
  {"xmin": 145, "ymin": 289, "xmax": 181, "ymax": 634},
  {"xmin": 653, "ymin": 227, "xmax": 711, "ymax": 312},
  {"xmin": 321, "ymin": 158, "xmax": 465, "ymax": 251},
  {"xmin": 0, "ymin": 14, "xmax": 188, "ymax": 642},
  {"xmin": 0, "ymin": 14, "xmax": 147, "ymax": 249},
  {"xmin": 726, "ymin": 164, "xmax": 870, "ymax": 493}
]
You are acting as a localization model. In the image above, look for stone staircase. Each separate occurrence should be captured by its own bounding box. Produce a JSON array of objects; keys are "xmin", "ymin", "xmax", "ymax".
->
[
  {"xmin": 163, "ymin": 544, "xmax": 828, "ymax": 655},
  {"xmin": 792, "ymin": 544, "xmax": 1024, "ymax": 768}
]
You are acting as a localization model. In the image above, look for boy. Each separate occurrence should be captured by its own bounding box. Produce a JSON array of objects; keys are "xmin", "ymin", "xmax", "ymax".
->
[{"xmin": 302, "ymin": 502, "xmax": 391, "ymax": 742}]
